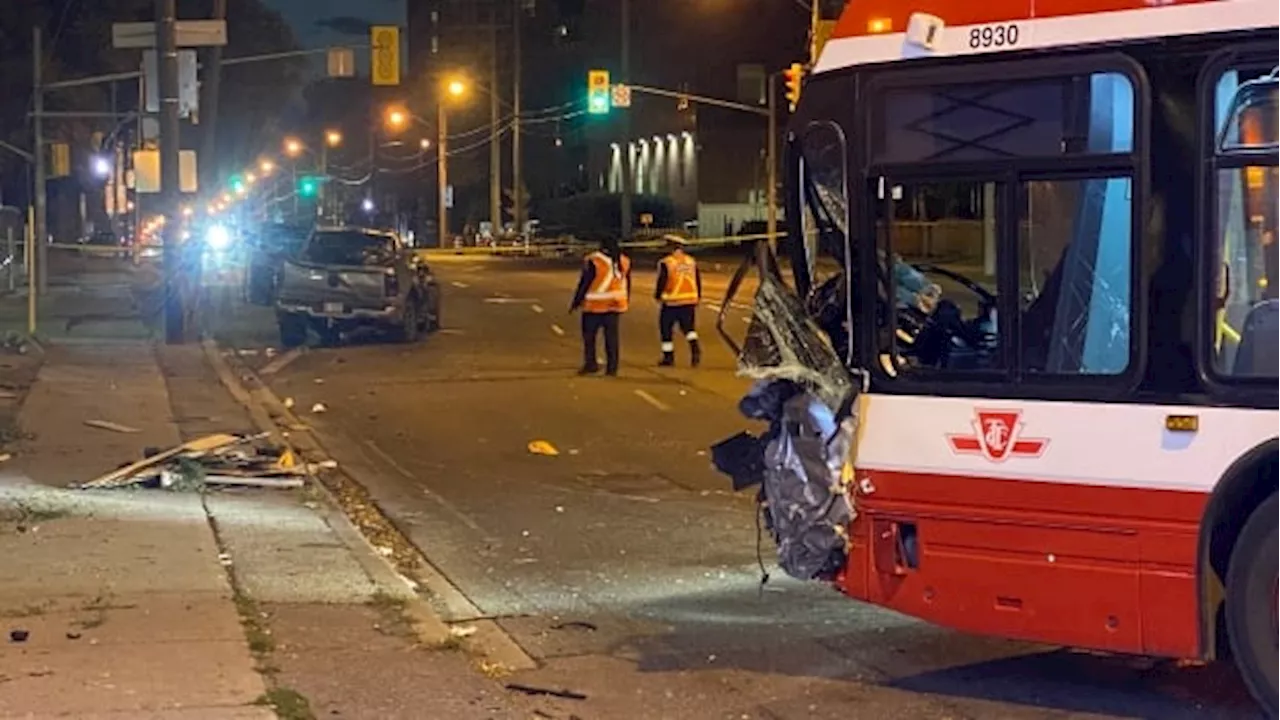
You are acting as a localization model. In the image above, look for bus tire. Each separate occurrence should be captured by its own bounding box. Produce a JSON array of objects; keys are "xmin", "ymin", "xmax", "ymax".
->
[{"xmin": 1226, "ymin": 491, "xmax": 1278, "ymax": 716}]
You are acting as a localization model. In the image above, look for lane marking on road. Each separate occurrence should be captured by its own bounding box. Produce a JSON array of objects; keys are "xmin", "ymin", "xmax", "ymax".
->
[
  {"xmin": 704, "ymin": 302, "xmax": 722, "ymax": 313},
  {"xmin": 531, "ymin": 304, "xmax": 544, "ymax": 314},
  {"xmin": 549, "ymin": 324, "xmax": 565, "ymax": 336},
  {"xmin": 483, "ymin": 297, "xmax": 539, "ymax": 304},
  {"xmin": 362, "ymin": 439, "xmax": 491, "ymax": 537},
  {"xmin": 633, "ymin": 389, "xmax": 670, "ymax": 412},
  {"xmin": 450, "ymin": 281, "xmax": 470, "ymax": 289}
]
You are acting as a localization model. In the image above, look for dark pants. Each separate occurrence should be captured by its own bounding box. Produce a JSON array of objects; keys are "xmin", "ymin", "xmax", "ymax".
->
[
  {"xmin": 581, "ymin": 311, "xmax": 620, "ymax": 373},
  {"xmin": 659, "ymin": 304, "xmax": 700, "ymax": 363}
]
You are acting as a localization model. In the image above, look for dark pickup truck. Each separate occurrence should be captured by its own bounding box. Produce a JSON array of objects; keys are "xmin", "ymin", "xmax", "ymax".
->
[{"xmin": 275, "ymin": 227, "xmax": 441, "ymax": 347}]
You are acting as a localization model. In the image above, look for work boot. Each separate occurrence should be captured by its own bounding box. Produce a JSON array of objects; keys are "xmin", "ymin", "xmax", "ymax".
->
[
  {"xmin": 578, "ymin": 364, "xmax": 600, "ymax": 376},
  {"xmin": 658, "ymin": 352, "xmax": 675, "ymax": 367},
  {"xmin": 605, "ymin": 367, "xmax": 619, "ymax": 377},
  {"xmin": 690, "ymin": 341, "xmax": 702, "ymax": 368}
]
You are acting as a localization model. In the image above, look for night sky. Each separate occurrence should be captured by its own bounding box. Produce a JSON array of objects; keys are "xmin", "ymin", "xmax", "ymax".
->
[{"xmin": 262, "ymin": 0, "xmax": 406, "ymax": 76}]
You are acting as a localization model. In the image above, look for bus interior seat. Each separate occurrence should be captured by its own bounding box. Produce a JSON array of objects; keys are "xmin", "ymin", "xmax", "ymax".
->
[{"xmin": 1233, "ymin": 299, "xmax": 1279, "ymax": 377}]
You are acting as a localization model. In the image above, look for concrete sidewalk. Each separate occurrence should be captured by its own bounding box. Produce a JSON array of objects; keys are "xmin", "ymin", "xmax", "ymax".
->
[
  {"xmin": 0, "ymin": 342, "xmax": 269, "ymax": 719},
  {"xmin": 0, "ymin": 339, "xmax": 528, "ymax": 718}
]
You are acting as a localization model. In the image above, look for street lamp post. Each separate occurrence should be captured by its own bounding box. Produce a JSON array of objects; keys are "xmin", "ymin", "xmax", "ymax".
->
[
  {"xmin": 322, "ymin": 130, "xmax": 342, "ymax": 223},
  {"xmin": 437, "ymin": 78, "xmax": 466, "ymax": 248},
  {"xmin": 283, "ymin": 138, "xmax": 303, "ymax": 220},
  {"xmin": 619, "ymin": 0, "xmax": 633, "ymax": 242},
  {"xmin": 437, "ymin": 100, "xmax": 449, "ymax": 248}
]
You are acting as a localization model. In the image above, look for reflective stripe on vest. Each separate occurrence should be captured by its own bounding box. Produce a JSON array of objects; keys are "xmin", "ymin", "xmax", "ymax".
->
[
  {"xmin": 660, "ymin": 253, "xmax": 699, "ymax": 306},
  {"xmin": 583, "ymin": 252, "xmax": 630, "ymax": 313}
]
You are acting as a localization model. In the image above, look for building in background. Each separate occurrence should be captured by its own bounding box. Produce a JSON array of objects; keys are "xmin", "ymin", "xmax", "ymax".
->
[{"xmin": 406, "ymin": 0, "xmax": 807, "ymax": 236}]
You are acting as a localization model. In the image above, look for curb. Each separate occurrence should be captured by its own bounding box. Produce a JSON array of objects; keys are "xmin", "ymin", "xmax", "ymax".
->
[{"xmin": 200, "ymin": 339, "xmax": 538, "ymax": 672}]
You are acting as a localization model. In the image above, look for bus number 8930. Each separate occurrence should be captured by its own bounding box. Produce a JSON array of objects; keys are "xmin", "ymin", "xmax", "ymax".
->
[{"xmin": 969, "ymin": 24, "xmax": 1020, "ymax": 49}]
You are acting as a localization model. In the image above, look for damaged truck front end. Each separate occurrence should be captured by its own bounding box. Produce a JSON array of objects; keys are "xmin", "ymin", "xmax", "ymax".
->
[{"xmin": 707, "ymin": 39, "xmax": 876, "ymax": 583}]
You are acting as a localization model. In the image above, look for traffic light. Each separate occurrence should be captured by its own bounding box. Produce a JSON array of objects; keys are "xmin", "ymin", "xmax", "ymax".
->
[
  {"xmin": 587, "ymin": 69, "xmax": 610, "ymax": 115},
  {"xmin": 783, "ymin": 63, "xmax": 803, "ymax": 112},
  {"xmin": 228, "ymin": 174, "xmax": 245, "ymax": 194},
  {"xmin": 298, "ymin": 176, "xmax": 320, "ymax": 198}
]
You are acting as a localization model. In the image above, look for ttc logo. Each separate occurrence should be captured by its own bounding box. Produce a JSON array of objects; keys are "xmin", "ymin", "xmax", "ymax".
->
[{"xmin": 946, "ymin": 409, "xmax": 1049, "ymax": 462}]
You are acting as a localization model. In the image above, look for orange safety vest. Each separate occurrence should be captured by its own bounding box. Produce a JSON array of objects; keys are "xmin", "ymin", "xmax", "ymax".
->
[
  {"xmin": 582, "ymin": 251, "xmax": 630, "ymax": 313},
  {"xmin": 659, "ymin": 252, "xmax": 699, "ymax": 306}
]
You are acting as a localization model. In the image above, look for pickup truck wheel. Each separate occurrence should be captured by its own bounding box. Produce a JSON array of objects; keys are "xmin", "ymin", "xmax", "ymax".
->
[
  {"xmin": 426, "ymin": 296, "xmax": 441, "ymax": 332},
  {"xmin": 278, "ymin": 314, "xmax": 307, "ymax": 348},
  {"xmin": 396, "ymin": 301, "xmax": 420, "ymax": 343},
  {"xmin": 1227, "ymin": 492, "xmax": 1278, "ymax": 717}
]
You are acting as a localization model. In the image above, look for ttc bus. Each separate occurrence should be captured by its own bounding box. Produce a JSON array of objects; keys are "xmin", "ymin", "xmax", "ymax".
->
[{"xmin": 782, "ymin": 0, "xmax": 1277, "ymax": 712}]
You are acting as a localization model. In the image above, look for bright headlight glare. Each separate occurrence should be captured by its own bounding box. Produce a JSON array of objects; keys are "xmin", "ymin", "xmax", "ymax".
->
[{"xmin": 206, "ymin": 224, "xmax": 231, "ymax": 250}]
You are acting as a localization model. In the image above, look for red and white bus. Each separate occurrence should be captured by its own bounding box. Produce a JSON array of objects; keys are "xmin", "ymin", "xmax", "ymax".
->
[{"xmin": 783, "ymin": 0, "xmax": 1277, "ymax": 711}]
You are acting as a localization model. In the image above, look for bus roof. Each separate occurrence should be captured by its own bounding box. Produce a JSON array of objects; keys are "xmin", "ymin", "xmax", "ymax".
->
[{"xmin": 814, "ymin": 0, "xmax": 1278, "ymax": 75}]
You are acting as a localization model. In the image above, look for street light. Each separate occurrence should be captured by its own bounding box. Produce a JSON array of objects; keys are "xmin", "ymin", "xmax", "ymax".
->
[
  {"xmin": 245, "ymin": 172, "xmax": 257, "ymax": 184},
  {"xmin": 259, "ymin": 159, "xmax": 276, "ymax": 175},
  {"xmin": 437, "ymin": 75, "xmax": 469, "ymax": 247},
  {"xmin": 283, "ymin": 138, "xmax": 304, "ymax": 157},
  {"xmin": 419, "ymin": 138, "xmax": 431, "ymax": 150},
  {"xmin": 325, "ymin": 129, "xmax": 343, "ymax": 147},
  {"xmin": 385, "ymin": 108, "xmax": 408, "ymax": 130}
]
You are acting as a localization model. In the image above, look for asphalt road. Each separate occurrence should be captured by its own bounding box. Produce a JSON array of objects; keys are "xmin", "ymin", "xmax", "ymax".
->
[{"xmin": 214, "ymin": 254, "xmax": 1260, "ymax": 720}]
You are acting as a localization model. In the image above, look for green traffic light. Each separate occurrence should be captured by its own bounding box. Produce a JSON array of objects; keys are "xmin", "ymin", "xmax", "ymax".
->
[
  {"xmin": 587, "ymin": 92, "xmax": 609, "ymax": 115},
  {"xmin": 298, "ymin": 177, "xmax": 319, "ymax": 198}
]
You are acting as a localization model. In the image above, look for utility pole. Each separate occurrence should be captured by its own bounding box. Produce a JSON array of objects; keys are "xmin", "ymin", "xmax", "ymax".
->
[
  {"xmin": 489, "ymin": 21, "xmax": 501, "ymax": 237},
  {"xmin": 438, "ymin": 100, "xmax": 449, "ymax": 248},
  {"xmin": 766, "ymin": 74, "xmax": 778, "ymax": 248},
  {"xmin": 156, "ymin": 0, "xmax": 183, "ymax": 343},
  {"xmin": 619, "ymin": 0, "xmax": 633, "ymax": 242},
  {"xmin": 31, "ymin": 28, "xmax": 47, "ymax": 298},
  {"xmin": 511, "ymin": 0, "xmax": 523, "ymax": 237},
  {"xmin": 810, "ymin": 0, "xmax": 821, "ymax": 65},
  {"xmin": 199, "ymin": 0, "xmax": 227, "ymax": 191},
  {"xmin": 319, "ymin": 143, "xmax": 328, "ymax": 222}
]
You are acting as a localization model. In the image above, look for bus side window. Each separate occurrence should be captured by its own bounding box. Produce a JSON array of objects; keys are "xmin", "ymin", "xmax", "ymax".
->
[
  {"xmin": 1209, "ymin": 64, "xmax": 1278, "ymax": 380},
  {"xmin": 875, "ymin": 178, "xmax": 1004, "ymax": 374}
]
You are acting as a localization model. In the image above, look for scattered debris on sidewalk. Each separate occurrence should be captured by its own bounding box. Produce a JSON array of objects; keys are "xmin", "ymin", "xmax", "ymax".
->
[
  {"xmin": 8, "ymin": 628, "xmax": 29, "ymax": 643},
  {"xmin": 311, "ymin": 402, "xmax": 327, "ymax": 414},
  {"xmin": 72, "ymin": 432, "xmax": 307, "ymax": 492},
  {"xmin": 549, "ymin": 620, "xmax": 597, "ymax": 632},
  {"xmin": 504, "ymin": 683, "xmax": 587, "ymax": 701},
  {"xmin": 84, "ymin": 419, "xmax": 141, "ymax": 434},
  {"xmin": 449, "ymin": 625, "xmax": 478, "ymax": 639}
]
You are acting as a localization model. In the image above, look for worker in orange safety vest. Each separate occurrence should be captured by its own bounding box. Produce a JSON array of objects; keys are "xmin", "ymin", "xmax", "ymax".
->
[
  {"xmin": 655, "ymin": 234, "xmax": 702, "ymax": 367},
  {"xmin": 569, "ymin": 238, "xmax": 631, "ymax": 376}
]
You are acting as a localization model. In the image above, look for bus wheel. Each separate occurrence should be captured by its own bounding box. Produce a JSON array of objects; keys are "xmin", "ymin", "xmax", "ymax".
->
[{"xmin": 1226, "ymin": 492, "xmax": 1278, "ymax": 716}]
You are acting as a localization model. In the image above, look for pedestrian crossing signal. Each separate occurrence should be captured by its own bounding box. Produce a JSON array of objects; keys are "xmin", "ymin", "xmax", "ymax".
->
[
  {"xmin": 783, "ymin": 63, "xmax": 803, "ymax": 112},
  {"xmin": 587, "ymin": 69, "xmax": 610, "ymax": 115}
]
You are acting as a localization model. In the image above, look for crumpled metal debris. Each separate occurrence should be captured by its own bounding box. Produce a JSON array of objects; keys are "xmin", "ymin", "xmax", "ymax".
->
[
  {"xmin": 719, "ymin": 379, "xmax": 856, "ymax": 582},
  {"xmin": 711, "ymin": 248, "xmax": 861, "ymax": 583},
  {"xmin": 73, "ymin": 433, "xmax": 305, "ymax": 491}
]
